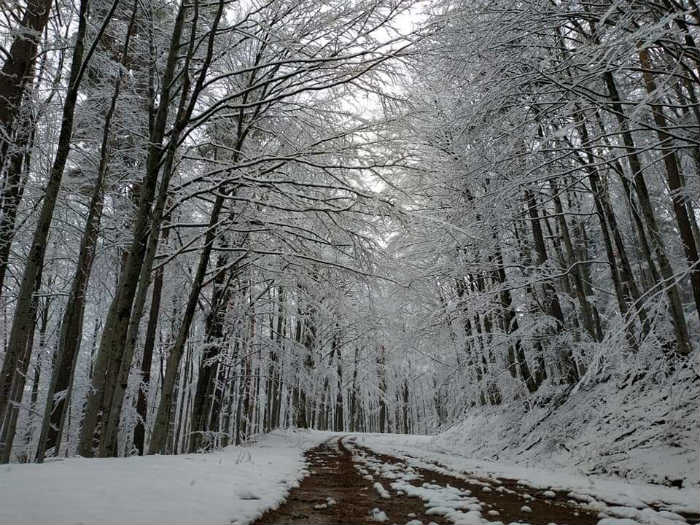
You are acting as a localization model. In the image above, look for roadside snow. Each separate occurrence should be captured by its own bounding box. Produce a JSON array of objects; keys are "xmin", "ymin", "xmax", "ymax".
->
[
  {"xmin": 351, "ymin": 433, "xmax": 699, "ymax": 519},
  {"xmin": 0, "ymin": 429, "xmax": 331, "ymax": 524}
]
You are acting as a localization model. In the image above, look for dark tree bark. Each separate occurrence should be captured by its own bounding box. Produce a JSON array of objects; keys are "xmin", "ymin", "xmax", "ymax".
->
[
  {"xmin": 78, "ymin": 1, "xmax": 188, "ymax": 456},
  {"xmin": 638, "ymin": 47, "xmax": 700, "ymax": 329},
  {"xmin": 0, "ymin": 0, "xmax": 117, "ymax": 461},
  {"xmin": 133, "ymin": 221, "xmax": 170, "ymax": 455},
  {"xmin": 603, "ymin": 72, "xmax": 691, "ymax": 355},
  {"xmin": 35, "ymin": 0, "xmax": 137, "ymax": 462},
  {"xmin": 0, "ymin": 110, "xmax": 35, "ymax": 297},
  {"xmin": 525, "ymin": 189, "xmax": 579, "ymax": 384},
  {"xmin": 0, "ymin": 0, "xmax": 52, "ymax": 176}
]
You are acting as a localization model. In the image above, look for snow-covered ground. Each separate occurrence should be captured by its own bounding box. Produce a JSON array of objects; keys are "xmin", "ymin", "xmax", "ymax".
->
[
  {"xmin": 1, "ymin": 428, "xmax": 697, "ymax": 524},
  {"xmin": 432, "ymin": 363, "xmax": 698, "ymax": 488},
  {"xmin": 352, "ymin": 432, "xmax": 700, "ymax": 521},
  {"xmin": 0, "ymin": 429, "xmax": 331, "ymax": 524}
]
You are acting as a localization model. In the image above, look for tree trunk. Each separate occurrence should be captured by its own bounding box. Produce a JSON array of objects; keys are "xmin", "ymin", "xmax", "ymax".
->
[
  {"xmin": 133, "ymin": 221, "xmax": 170, "ymax": 455},
  {"xmin": 78, "ymin": 1, "xmax": 189, "ymax": 456},
  {"xmin": 35, "ymin": 1, "xmax": 137, "ymax": 462},
  {"xmin": 0, "ymin": 0, "xmax": 107, "ymax": 460},
  {"xmin": 525, "ymin": 189, "xmax": 578, "ymax": 384},
  {"xmin": 0, "ymin": 113, "xmax": 35, "ymax": 298},
  {"xmin": 603, "ymin": 71, "xmax": 692, "ymax": 355},
  {"xmin": 0, "ymin": 272, "xmax": 45, "ymax": 463},
  {"xmin": 0, "ymin": 0, "xmax": 52, "ymax": 175},
  {"xmin": 189, "ymin": 252, "xmax": 234, "ymax": 452},
  {"xmin": 149, "ymin": 194, "xmax": 227, "ymax": 454},
  {"xmin": 638, "ymin": 47, "xmax": 700, "ymax": 329},
  {"xmin": 549, "ymin": 179, "xmax": 600, "ymax": 341}
]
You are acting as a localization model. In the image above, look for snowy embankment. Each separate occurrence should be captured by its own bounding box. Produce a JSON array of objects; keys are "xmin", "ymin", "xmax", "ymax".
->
[
  {"xmin": 358, "ymin": 357, "xmax": 700, "ymax": 487},
  {"xmin": 0, "ymin": 429, "xmax": 330, "ymax": 524},
  {"xmin": 445, "ymin": 361, "xmax": 698, "ymax": 487}
]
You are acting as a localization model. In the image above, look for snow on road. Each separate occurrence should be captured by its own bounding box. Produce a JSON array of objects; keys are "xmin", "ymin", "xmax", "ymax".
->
[
  {"xmin": 351, "ymin": 432, "xmax": 700, "ymax": 523},
  {"xmin": 0, "ymin": 430, "xmax": 331, "ymax": 524}
]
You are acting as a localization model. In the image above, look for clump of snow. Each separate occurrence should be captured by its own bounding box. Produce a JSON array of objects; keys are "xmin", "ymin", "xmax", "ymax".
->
[
  {"xmin": 0, "ymin": 429, "xmax": 331, "ymax": 524},
  {"xmin": 392, "ymin": 480, "xmax": 483, "ymax": 524},
  {"xmin": 520, "ymin": 505, "xmax": 532, "ymax": 512},
  {"xmin": 370, "ymin": 507, "xmax": 389, "ymax": 521},
  {"xmin": 374, "ymin": 481, "xmax": 391, "ymax": 498},
  {"xmin": 602, "ymin": 505, "xmax": 691, "ymax": 525}
]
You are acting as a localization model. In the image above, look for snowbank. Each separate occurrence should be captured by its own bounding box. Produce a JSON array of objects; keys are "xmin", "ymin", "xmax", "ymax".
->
[
  {"xmin": 0, "ymin": 429, "xmax": 331, "ymax": 524},
  {"xmin": 428, "ymin": 360, "xmax": 698, "ymax": 488}
]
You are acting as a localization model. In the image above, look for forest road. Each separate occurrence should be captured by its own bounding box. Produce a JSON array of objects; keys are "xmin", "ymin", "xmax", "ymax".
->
[{"xmin": 250, "ymin": 436, "xmax": 602, "ymax": 525}]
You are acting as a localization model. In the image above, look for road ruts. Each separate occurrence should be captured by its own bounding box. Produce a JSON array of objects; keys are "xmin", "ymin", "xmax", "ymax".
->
[{"xmin": 252, "ymin": 436, "xmax": 601, "ymax": 525}]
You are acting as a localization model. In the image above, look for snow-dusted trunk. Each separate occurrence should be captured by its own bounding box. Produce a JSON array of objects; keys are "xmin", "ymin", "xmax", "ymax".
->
[
  {"xmin": 133, "ymin": 221, "xmax": 170, "ymax": 455},
  {"xmin": 602, "ymin": 72, "xmax": 691, "ymax": 355},
  {"xmin": 549, "ymin": 179, "xmax": 600, "ymax": 342},
  {"xmin": 0, "ymin": 267, "xmax": 43, "ymax": 462},
  {"xmin": 78, "ymin": 0, "xmax": 193, "ymax": 456},
  {"xmin": 0, "ymin": 0, "xmax": 114, "ymax": 461},
  {"xmin": 492, "ymin": 243, "xmax": 537, "ymax": 392},
  {"xmin": 0, "ymin": 110, "xmax": 34, "ymax": 297},
  {"xmin": 149, "ymin": 193, "xmax": 226, "ymax": 454},
  {"xmin": 189, "ymin": 253, "xmax": 233, "ymax": 452},
  {"xmin": 35, "ymin": 1, "xmax": 138, "ymax": 462},
  {"xmin": 0, "ymin": 0, "xmax": 52, "ymax": 182},
  {"xmin": 638, "ymin": 46, "xmax": 700, "ymax": 331}
]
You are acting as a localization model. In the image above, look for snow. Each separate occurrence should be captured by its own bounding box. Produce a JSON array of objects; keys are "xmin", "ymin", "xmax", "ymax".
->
[
  {"xmin": 374, "ymin": 481, "xmax": 391, "ymax": 498},
  {"xmin": 352, "ymin": 436, "xmax": 490, "ymax": 524},
  {"xmin": 370, "ymin": 507, "xmax": 389, "ymax": 521},
  {"xmin": 427, "ymin": 364, "xmax": 698, "ymax": 489},
  {"xmin": 0, "ymin": 429, "xmax": 331, "ymax": 524}
]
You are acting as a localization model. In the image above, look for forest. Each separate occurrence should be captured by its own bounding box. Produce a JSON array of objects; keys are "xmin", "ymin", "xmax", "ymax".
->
[{"xmin": 0, "ymin": 0, "xmax": 697, "ymax": 479}]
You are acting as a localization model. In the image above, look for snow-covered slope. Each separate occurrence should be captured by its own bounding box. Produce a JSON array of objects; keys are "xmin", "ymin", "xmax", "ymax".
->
[
  {"xmin": 352, "ymin": 355, "xmax": 698, "ymax": 494},
  {"xmin": 0, "ymin": 429, "xmax": 331, "ymax": 524},
  {"xmin": 428, "ymin": 358, "xmax": 698, "ymax": 488}
]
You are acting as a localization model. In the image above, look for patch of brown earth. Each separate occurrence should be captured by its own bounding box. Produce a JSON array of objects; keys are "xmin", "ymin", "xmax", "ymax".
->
[{"xmin": 253, "ymin": 437, "xmax": 450, "ymax": 524}]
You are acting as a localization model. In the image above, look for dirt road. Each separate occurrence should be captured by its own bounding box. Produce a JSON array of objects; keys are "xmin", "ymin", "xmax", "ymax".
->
[{"xmin": 253, "ymin": 436, "xmax": 602, "ymax": 525}]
